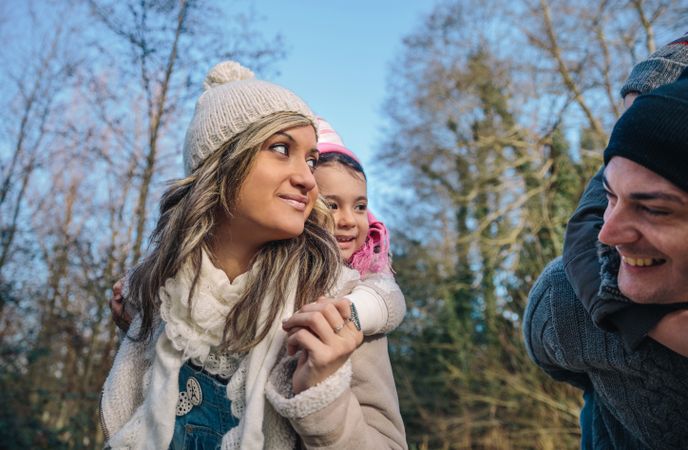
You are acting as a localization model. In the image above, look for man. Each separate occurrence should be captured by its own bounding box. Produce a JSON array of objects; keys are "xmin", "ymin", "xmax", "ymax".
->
[
  {"xmin": 523, "ymin": 69, "xmax": 688, "ymax": 448},
  {"xmin": 563, "ymin": 35, "xmax": 688, "ymax": 355}
]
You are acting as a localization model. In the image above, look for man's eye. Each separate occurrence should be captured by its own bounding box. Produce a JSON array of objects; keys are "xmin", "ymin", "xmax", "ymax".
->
[
  {"xmin": 604, "ymin": 192, "xmax": 617, "ymax": 206},
  {"xmin": 640, "ymin": 205, "xmax": 670, "ymax": 216},
  {"xmin": 270, "ymin": 143, "xmax": 288, "ymax": 155}
]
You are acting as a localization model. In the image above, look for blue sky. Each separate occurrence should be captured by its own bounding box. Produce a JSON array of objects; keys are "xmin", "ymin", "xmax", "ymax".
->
[{"xmin": 248, "ymin": 1, "xmax": 438, "ymax": 213}]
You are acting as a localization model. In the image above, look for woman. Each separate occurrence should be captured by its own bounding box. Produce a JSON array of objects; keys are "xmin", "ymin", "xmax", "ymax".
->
[{"xmin": 100, "ymin": 61, "xmax": 406, "ymax": 449}]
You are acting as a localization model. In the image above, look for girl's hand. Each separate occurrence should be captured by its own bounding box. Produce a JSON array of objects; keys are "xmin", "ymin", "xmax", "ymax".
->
[
  {"xmin": 282, "ymin": 297, "xmax": 363, "ymax": 394},
  {"xmin": 109, "ymin": 278, "xmax": 132, "ymax": 332}
]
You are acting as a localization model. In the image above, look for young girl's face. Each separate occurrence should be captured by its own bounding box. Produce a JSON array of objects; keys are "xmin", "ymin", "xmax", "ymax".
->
[{"xmin": 314, "ymin": 163, "xmax": 369, "ymax": 261}]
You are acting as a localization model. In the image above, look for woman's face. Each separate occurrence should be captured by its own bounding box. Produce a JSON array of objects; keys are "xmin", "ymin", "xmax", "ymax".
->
[{"xmin": 230, "ymin": 125, "xmax": 319, "ymax": 247}]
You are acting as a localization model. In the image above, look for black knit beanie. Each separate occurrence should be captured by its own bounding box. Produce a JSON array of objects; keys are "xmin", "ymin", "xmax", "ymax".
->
[{"xmin": 604, "ymin": 68, "xmax": 688, "ymax": 193}]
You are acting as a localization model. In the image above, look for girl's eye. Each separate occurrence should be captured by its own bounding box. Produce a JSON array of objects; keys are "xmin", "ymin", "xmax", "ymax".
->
[
  {"xmin": 355, "ymin": 203, "xmax": 368, "ymax": 212},
  {"xmin": 327, "ymin": 202, "xmax": 338, "ymax": 210},
  {"xmin": 270, "ymin": 143, "xmax": 288, "ymax": 156}
]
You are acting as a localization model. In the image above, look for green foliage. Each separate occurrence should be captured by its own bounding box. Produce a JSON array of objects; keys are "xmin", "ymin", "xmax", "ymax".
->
[
  {"xmin": 388, "ymin": 57, "xmax": 585, "ymax": 445},
  {"xmin": 381, "ymin": 0, "xmax": 679, "ymax": 447},
  {"xmin": 0, "ymin": 343, "xmax": 67, "ymax": 449}
]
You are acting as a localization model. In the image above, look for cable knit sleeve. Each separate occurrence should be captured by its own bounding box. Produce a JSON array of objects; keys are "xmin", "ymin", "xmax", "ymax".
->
[
  {"xmin": 344, "ymin": 272, "xmax": 406, "ymax": 335},
  {"xmin": 266, "ymin": 335, "xmax": 407, "ymax": 449},
  {"xmin": 523, "ymin": 257, "xmax": 592, "ymax": 391}
]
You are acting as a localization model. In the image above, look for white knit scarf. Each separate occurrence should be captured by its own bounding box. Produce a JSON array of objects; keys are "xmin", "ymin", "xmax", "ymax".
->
[{"xmin": 103, "ymin": 250, "xmax": 296, "ymax": 449}]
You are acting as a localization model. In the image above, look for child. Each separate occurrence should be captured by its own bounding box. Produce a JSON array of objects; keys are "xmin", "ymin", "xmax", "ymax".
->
[{"xmin": 310, "ymin": 118, "xmax": 405, "ymax": 336}]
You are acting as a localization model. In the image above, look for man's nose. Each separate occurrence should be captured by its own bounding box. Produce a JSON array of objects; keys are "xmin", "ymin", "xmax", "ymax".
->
[{"xmin": 598, "ymin": 203, "xmax": 640, "ymax": 246}]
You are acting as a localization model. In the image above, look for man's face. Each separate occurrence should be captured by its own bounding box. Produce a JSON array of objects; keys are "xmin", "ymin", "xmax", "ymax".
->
[{"xmin": 599, "ymin": 157, "xmax": 688, "ymax": 304}]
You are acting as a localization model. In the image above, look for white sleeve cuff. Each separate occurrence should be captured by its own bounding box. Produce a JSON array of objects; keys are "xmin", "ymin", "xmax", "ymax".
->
[
  {"xmin": 345, "ymin": 285, "xmax": 388, "ymax": 335},
  {"xmin": 266, "ymin": 354, "xmax": 352, "ymax": 420}
]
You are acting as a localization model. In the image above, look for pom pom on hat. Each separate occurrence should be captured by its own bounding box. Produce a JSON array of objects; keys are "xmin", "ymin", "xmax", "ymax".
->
[
  {"xmin": 203, "ymin": 61, "xmax": 255, "ymax": 91},
  {"xmin": 183, "ymin": 60, "xmax": 316, "ymax": 174}
]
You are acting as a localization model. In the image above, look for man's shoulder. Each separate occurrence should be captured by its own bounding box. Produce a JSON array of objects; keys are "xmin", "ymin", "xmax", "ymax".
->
[
  {"xmin": 523, "ymin": 257, "xmax": 599, "ymax": 384},
  {"xmin": 526, "ymin": 257, "xmax": 688, "ymax": 367},
  {"xmin": 526, "ymin": 257, "xmax": 591, "ymax": 336}
]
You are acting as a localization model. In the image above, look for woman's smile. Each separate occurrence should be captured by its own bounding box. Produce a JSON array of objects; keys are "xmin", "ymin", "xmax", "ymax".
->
[{"xmin": 278, "ymin": 193, "xmax": 309, "ymax": 211}]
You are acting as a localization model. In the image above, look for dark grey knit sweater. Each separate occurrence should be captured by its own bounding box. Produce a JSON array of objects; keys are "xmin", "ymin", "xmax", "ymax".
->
[{"xmin": 523, "ymin": 258, "xmax": 688, "ymax": 450}]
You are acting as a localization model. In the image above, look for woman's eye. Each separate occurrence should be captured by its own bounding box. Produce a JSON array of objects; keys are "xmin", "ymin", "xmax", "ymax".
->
[
  {"xmin": 270, "ymin": 143, "xmax": 288, "ymax": 155},
  {"xmin": 306, "ymin": 157, "xmax": 318, "ymax": 170}
]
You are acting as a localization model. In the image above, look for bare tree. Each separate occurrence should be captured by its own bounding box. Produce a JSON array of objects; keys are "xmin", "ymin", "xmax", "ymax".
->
[
  {"xmin": 0, "ymin": 0, "xmax": 284, "ymax": 446},
  {"xmin": 382, "ymin": 1, "xmax": 683, "ymax": 447}
]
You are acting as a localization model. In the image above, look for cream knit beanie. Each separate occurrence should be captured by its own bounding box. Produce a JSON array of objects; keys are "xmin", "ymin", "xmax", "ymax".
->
[{"xmin": 183, "ymin": 61, "xmax": 317, "ymax": 174}]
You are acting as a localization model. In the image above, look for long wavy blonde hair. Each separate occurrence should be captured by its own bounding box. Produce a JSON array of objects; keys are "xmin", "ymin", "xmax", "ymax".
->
[{"xmin": 128, "ymin": 112, "xmax": 341, "ymax": 352}]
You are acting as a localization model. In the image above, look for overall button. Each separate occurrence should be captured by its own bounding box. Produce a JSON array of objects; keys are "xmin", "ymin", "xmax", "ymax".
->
[{"xmin": 176, "ymin": 376, "xmax": 203, "ymax": 416}]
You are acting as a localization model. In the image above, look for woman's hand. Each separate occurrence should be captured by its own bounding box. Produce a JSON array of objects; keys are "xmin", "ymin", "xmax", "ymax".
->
[
  {"xmin": 109, "ymin": 278, "xmax": 132, "ymax": 332},
  {"xmin": 282, "ymin": 297, "xmax": 364, "ymax": 394}
]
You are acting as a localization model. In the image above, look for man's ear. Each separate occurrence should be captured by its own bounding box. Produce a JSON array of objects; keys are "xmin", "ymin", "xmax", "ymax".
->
[{"xmin": 623, "ymin": 92, "xmax": 639, "ymax": 110}]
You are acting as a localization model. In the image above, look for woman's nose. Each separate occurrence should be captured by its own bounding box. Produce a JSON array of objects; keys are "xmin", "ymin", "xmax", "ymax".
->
[{"xmin": 291, "ymin": 160, "xmax": 317, "ymax": 192}]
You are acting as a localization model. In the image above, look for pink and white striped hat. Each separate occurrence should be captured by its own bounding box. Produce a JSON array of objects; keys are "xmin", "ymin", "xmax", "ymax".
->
[{"xmin": 317, "ymin": 117, "xmax": 361, "ymax": 163}]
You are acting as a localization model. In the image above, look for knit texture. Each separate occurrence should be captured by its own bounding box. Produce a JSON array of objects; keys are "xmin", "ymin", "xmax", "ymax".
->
[
  {"xmin": 523, "ymin": 258, "xmax": 688, "ymax": 449},
  {"xmin": 621, "ymin": 35, "xmax": 688, "ymax": 97},
  {"xmin": 183, "ymin": 61, "xmax": 317, "ymax": 174},
  {"xmin": 102, "ymin": 251, "xmax": 299, "ymax": 449},
  {"xmin": 604, "ymin": 68, "xmax": 688, "ymax": 193},
  {"xmin": 266, "ymin": 354, "xmax": 353, "ymax": 419},
  {"xmin": 348, "ymin": 212, "xmax": 392, "ymax": 277},
  {"xmin": 101, "ymin": 261, "xmax": 387, "ymax": 449}
]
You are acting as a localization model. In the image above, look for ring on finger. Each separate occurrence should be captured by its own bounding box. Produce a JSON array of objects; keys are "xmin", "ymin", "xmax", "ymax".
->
[{"xmin": 333, "ymin": 321, "xmax": 346, "ymax": 334}]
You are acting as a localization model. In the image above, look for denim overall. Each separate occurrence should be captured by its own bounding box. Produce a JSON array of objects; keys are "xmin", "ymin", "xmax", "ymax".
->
[{"xmin": 169, "ymin": 362, "xmax": 238, "ymax": 450}]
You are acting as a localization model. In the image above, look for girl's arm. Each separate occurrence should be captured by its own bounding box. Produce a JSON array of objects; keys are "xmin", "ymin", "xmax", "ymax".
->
[
  {"xmin": 562, "ymin": 167, "xmax": 607, "ymax": 318},
  {"xmin": 344, "ymin": 272, "xmax": 406, "ymax": 335}
]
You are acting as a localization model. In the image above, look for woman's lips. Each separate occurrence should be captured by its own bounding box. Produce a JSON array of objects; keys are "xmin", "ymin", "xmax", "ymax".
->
[{"xmin": 278, "ymin": 194, "xmax": 308, "ymax": 211}]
